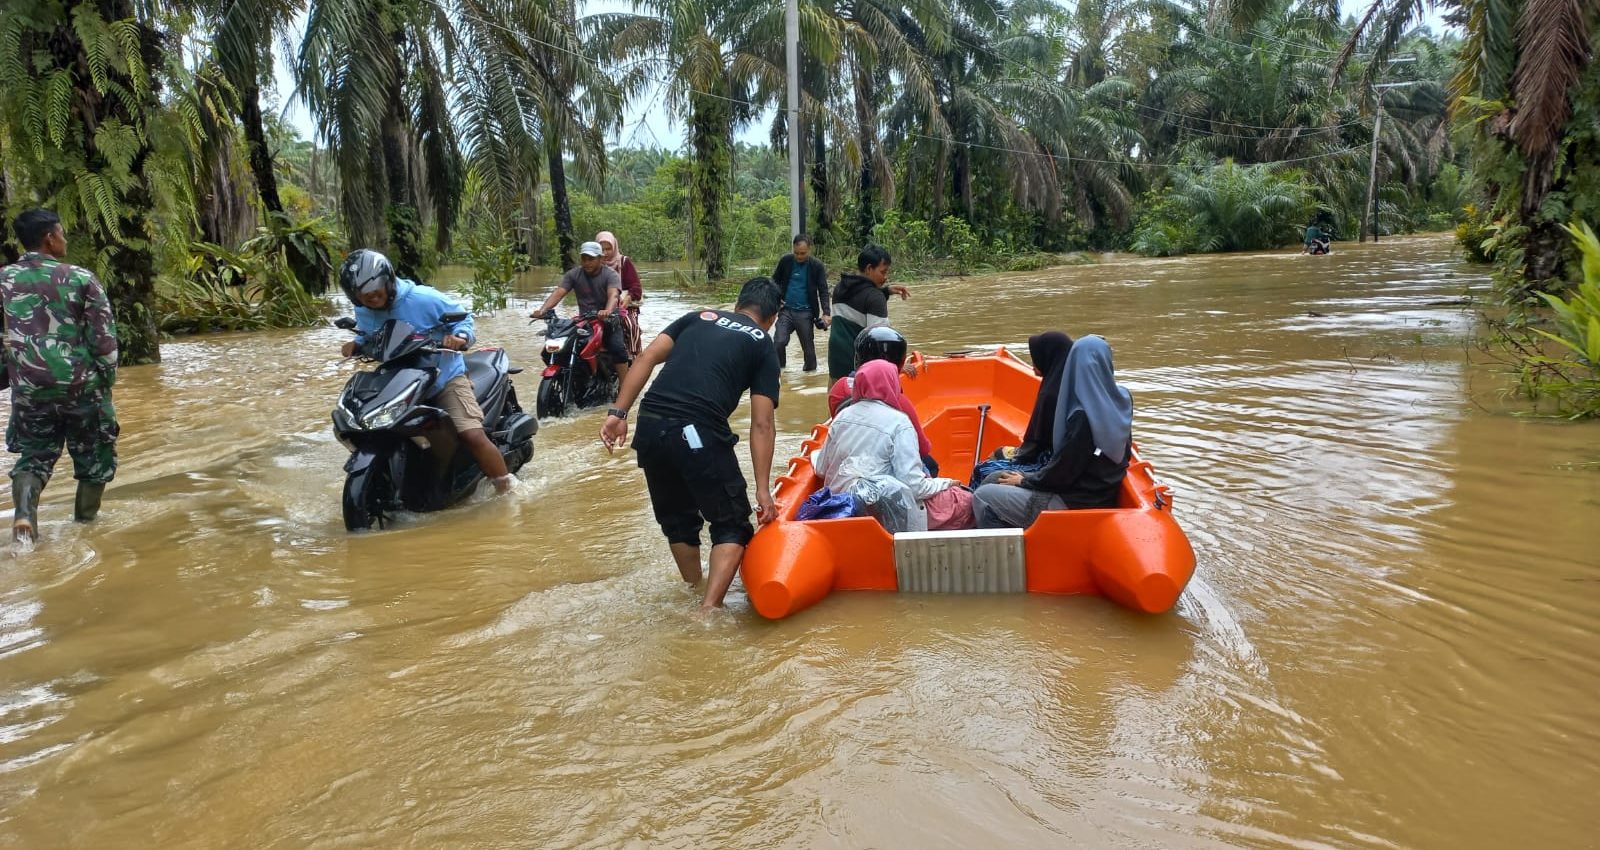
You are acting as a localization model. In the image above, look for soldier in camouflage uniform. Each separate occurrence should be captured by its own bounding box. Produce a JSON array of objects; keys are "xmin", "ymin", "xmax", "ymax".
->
[{"xmin": 0, "ymin": 209, "xmax": 119, "ymax": 543}]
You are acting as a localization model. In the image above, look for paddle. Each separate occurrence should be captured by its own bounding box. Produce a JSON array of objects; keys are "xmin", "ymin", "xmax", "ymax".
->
[{"xmin": 973, "ymin": 403, "xmax": 991, "ymax": 469}]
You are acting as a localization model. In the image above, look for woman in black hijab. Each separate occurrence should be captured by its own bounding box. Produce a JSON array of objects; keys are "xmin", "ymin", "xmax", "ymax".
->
[
  {"xmin": 1013, "ymin": 332, "xmax": 1073, "ymax": 463},
  {"xmin": 974, "ymin": 335, "xmax": 1133, "ymax": 528}
]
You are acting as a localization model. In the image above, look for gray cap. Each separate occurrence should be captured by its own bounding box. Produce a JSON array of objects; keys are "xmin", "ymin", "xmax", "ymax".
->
[{"xmin": 579, "ymin": 241, "xmax": 603, "ymax": 258}]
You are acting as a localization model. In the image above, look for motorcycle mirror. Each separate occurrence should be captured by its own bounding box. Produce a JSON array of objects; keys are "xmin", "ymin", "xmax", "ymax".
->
[
  {"xmin": 440, "ymin": 311, "xmax": 469, "ymax": 323},
  {"xmin": 334, "ymin": 317, "xmax": 358, "ymax": 331}
]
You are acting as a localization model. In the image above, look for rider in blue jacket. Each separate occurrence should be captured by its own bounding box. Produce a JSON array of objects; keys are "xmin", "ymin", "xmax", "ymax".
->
[{"xmin": 337, "ymin": 250, "xmax": 514, "ymax": 494}]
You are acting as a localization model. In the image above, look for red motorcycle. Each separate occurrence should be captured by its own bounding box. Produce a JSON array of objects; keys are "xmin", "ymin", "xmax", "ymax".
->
[{"xmin": 535, "ymin": 311, "xmax": 623, "ymax": 417}]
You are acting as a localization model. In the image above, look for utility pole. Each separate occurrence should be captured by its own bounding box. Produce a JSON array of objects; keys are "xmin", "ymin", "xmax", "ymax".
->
[
  {"xmin": 1361, "ymin": 64, "xmax": 1417, "ymax": 244},
  {"xmin": 785, "ymin": 0, "xmax": 803, "ymax": 240},
  {"xmin": 1361, "ymin": 101, "xmax": 1384, "ymax": 244}
]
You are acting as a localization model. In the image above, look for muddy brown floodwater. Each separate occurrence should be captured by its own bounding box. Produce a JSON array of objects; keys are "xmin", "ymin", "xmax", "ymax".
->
[{"xmin": 0, "ymin": 235, "xmax": 1596, "ymax": 849}]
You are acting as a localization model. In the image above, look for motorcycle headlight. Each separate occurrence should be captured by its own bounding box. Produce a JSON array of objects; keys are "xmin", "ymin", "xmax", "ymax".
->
[
  {"xmin": 545, "ymin": 337, "xmax": 566, "ymax": 352},
  {"xmin": 362, "ymin": 379, "xmax": 425, "ymax": 430}
]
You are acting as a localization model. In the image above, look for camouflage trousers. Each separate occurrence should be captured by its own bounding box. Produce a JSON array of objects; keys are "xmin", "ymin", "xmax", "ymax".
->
[{"xmin": 6, "ymin": 390, "xmax": 119, "ymax": 484}]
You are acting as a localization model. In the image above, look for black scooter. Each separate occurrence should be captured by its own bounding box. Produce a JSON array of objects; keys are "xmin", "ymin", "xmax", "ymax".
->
[{"xmin": 332, "ymin": 313, "xmax": 537, "ymax": 531}]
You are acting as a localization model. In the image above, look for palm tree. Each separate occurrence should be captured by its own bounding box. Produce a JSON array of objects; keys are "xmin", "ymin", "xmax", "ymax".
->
[
  {"xmin": 885, "ymin": 5, "xmax": 1117, "ymax": 238},
  {"xmin": 452, "ymin": 0, "xmax": 617, "ymax": 268},
  {"xmin": 0, "ymin": 0, "xmax": 178, "ymax": 363},
  {"xmin": 1333, "ymin": 0, "xmax": 1599, "ymax": 290},
  {"xmin": 201, "ymin": 0, "xmax": 340, "ymax": 290},
  {"xmin": 298, "ymin": 0, "xmax": 454, "ymax": 273},
  {"xmin": 207, "ymin": 0, "xmax": 302, "ymax": 218},
  {"xmin": 590, "ymin": 0, "xmax": 762, "ymax": 280}
]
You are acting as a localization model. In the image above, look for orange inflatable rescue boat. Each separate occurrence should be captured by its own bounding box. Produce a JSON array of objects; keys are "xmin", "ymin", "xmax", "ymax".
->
[{"xmin": 741, "ymin": 349, "xmax": 1196, "ymax": 619}]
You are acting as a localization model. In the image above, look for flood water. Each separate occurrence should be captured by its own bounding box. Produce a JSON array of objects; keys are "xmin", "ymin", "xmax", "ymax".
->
[{"xmin": 1, "ymin": 235, "xmax": 1596, "ymax": 849}]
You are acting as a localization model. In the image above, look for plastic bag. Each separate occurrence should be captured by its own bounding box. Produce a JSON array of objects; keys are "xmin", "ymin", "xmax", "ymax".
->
[
  {"xmin": 797, "ymin": 487, "xmax": 863, "ymax": 521},
  {"xmin": 851, "ymin": 473, "xmax": 924, "ymax": 533},
  {"xmin": 970, "ymin": 449, "xmax": 1051, "ymax": 488}
]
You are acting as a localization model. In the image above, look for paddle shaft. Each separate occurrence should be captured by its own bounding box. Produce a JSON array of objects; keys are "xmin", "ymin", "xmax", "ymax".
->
[{"xmin": 973, "ymin": 404, "xmax": 991, "ymax": 467}]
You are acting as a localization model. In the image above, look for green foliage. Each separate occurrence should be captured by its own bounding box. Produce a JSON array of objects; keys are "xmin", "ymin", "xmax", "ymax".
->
[
  {"xmin": 1508, "ymin": 222, "xmax": 1600, "ymax": 417},
  {"xmin": 247, "ymin": 212, "xmax": 337, "ymax": 295},
  {"xmin": 873, "ymin": 211, "xmax": 937, "ymax": 266},
  {"xmin": 516, "ymin": 148, "xmax": 793, "ymax": 273},
  {"xmin": 457, "ymin": 235, "xmax": 518, "ymax": 314},
  {"xmin": 1457, "ymin": 204, "xmax": 1497, "ymax": 264},
  {"xmin": 385, "ymin": 204, "xmax": 426, "ymax": 280},
  {"xmin": 937, "ymin": 216, "xmax": 984, "ymax": 275},
  {"xmin": 160, "ymin": 239, "xmax": 328, "ymax": 334},
  {"xmin": 1130, "ymin": 190, "xmax": 1198, "ymax": 257},
  {"xmin": 0, "ymin": 0, "xmax": 188, "ymax": 362},
  {"xmin": 1131, "ymin": 161, "xmax": 1312, "ymax": 256},
  {"xmin": 1396, "ymin": 8, "xmax": 1600, "ymax": 293},
  {"xmin": 1533, "ymin": 223, "xmax": 1600, "ymax": 366}
]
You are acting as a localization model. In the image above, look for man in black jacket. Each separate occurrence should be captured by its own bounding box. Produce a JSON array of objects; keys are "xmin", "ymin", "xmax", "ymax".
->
[{"xmin": 770, "ymin": 235, "xmax": 830, "ymax": 371}]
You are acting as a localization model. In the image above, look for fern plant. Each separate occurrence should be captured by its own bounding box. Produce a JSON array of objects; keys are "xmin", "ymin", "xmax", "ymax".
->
[{"xmin": 0, "ymin": 0, "xmax": 192, "ymax": 363}]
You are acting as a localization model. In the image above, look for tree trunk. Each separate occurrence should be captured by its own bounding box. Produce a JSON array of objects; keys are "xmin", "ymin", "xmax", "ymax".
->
[
  {"xmin": 1522, "ymin": 219, "xmax": 1571, "ymax": 293},
  {"xmin": 239, "ymin": 73, "xmax": 326, "ymax": 291},
  {"xmin": 0, "ymin": 136, "xmax": 18, "ymax": 265},
  {"xmin": 956, "ymin": 145, "xmax": 974, "ymax": 222},
  {"xmin": 520, "ymin": 180, "xmax": 540, "ymax": 261},
  {"xmin": 90, "ymin": 1, "xmax": 163, "ymax": 363},
  {"xmin": 853, "ymin": 61, "xmax": 877, "ymax": 246},
  {"xmin": 381, "ymin": 81, "xmax": 424, "ymax": 279},
  {"xmin": 548, "ymin": 137, "xmax": 575, "ymax": 271},
  {"xmin": 240, "ymin": 72, "xmax": 284, "ymax": 214},
  {"xmin": 690, "ymin": 94, "xmax": 730, "ymax": 281},
  {"xmin": 810, "ymin": 120, "xmax": 831, "ymax": 249}
]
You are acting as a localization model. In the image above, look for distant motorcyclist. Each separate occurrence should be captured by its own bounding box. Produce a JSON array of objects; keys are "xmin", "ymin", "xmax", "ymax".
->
[
  {"xmin": 529, "ymin": 242, "xmax": 632, "ymax": 386},
  {"xmin": 338, "ymin": 250, "xmax": 514, "ymax": 494},
  {"xmin": 1303, "ymin": 218, "xmax": 1332, "ymax": 255}
]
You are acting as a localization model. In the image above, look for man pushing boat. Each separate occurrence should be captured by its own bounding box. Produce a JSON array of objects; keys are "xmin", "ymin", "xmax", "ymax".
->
[{"xmin": 599, "ymin": 277, "xmax": 783, "ymax": 611}]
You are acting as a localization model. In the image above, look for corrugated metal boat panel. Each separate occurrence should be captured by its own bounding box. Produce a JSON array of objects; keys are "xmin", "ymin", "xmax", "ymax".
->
[{"xmin": 893, "ymin": 529, "xmax": 1028, "ymax": 593}]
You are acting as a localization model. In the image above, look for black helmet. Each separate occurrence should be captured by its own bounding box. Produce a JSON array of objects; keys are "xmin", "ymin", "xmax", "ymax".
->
[
  {"xmin": 339, "ymin": 249, "xmax": 397, "ymax": 305},
  {"xmin": 854, "ymin": 325, "xmax": 907, "ymax": 369}
]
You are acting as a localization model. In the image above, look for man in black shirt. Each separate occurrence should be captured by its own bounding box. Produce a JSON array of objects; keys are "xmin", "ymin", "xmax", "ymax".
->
[{"xmin": 600, "ymin": 277, "xmax": 783, "ymax": 611}]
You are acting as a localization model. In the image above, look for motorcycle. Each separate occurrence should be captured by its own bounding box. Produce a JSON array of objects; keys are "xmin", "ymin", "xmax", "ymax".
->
[
  {"xmin": 534, "ymin": 311, "xmax": 623, "ymax": 418},
  {"xmin": 332, "ymin": 313, "xmax": 538, "ymax": 531}
]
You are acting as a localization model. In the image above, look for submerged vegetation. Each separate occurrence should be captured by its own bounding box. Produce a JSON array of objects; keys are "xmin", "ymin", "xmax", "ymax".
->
[{"xmin": 1496, "ymin": 224, "xmax": 1600, "ymax": 417}]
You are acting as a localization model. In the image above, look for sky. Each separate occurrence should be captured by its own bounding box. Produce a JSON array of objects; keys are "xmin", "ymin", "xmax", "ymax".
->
[{"xmin": 271, "ymin": 0, "xmax": 1451, "ymax": 153}]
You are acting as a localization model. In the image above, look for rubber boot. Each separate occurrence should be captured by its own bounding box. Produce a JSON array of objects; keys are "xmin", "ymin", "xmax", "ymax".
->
[
  {"xmin": 74, "ymin": 481, "xmax": 105, "ymax": 522},
  {"xmin": 11, "ymin": 473, "xmax": 44, "ymax": 544}
]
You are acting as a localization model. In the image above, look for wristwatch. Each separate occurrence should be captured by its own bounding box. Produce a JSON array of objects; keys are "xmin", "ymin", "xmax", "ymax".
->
[{"xmin": 607, "ymin": 407, "xmax": 629, "ymax": 420}]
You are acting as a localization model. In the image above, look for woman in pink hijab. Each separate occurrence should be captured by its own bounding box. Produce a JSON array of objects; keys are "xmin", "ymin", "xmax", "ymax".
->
[
  {"xmin": 596, "ymin": 231, "xmax": 642, "ymax": 353},
  {"xmin": 814, "ymin": 360, "xmax": 974, "ymax": 531}
]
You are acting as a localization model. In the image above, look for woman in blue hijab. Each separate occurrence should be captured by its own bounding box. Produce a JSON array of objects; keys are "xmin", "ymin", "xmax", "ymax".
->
[{"xmin": 972, "ymin": 335, "xmax": 1132, "ymax": 529}]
